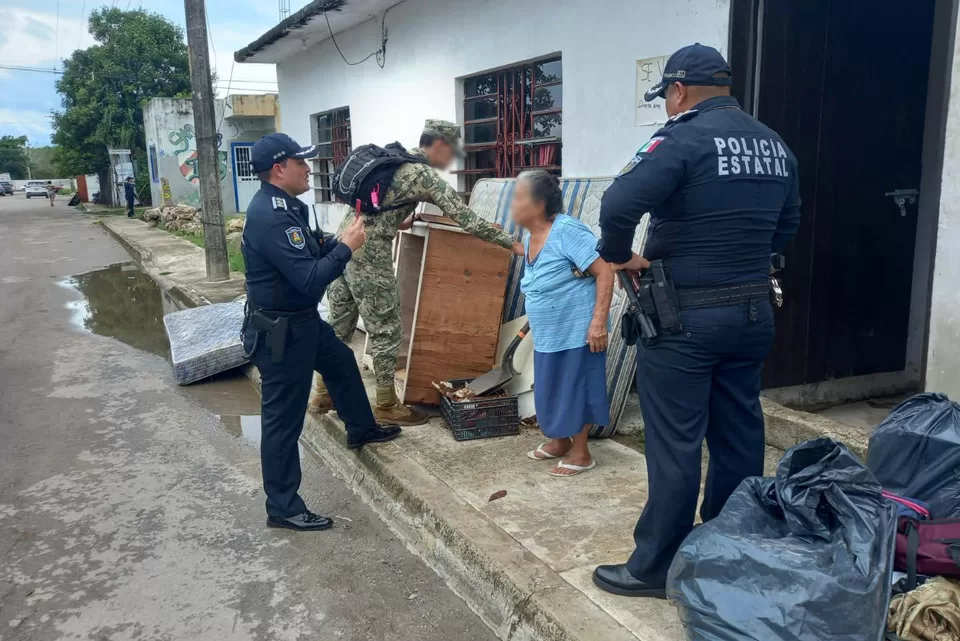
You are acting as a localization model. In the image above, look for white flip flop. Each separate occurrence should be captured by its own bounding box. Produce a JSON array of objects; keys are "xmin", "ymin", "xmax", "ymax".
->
[
  {"xmin": 527, "ymin": 443, "xmax": 560, "ymax": 461},
  {"xmin": 549, "ymin": 460, "xmax": 597, "ymax": 477}
]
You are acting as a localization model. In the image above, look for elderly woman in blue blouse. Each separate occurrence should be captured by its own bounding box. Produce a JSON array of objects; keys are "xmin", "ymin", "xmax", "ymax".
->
[{"xmin": 513, "ymin": 170, "xmax": 614, "ymax": 477}]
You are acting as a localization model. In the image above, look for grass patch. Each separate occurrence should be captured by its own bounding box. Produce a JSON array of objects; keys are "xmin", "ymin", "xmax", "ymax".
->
[
  {"xmin": 96, "ymin": 206, "xmax": 150, "ymax": 218},
  {"xmin": 157, "ymin": 216, "xmax": 245, "ymax": 274}
]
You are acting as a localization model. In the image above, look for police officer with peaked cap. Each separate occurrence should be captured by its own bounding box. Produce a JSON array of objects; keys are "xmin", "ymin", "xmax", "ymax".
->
[
  {"xmin": 592, "ymin": 44, "xmax": 801, "ymax": 597},
  {"xmin": 241, "ymin": 133, "xmax": 401, "ymax": 532}
]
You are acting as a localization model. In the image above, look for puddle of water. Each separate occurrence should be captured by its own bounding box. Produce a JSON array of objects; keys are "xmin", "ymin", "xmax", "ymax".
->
[
  {"xmin": 175, "ymin": 369, "xmax": 301, "ymax": 457},
  {"xmin": 59, "ymin": 263, "xmax": 288, "ymax": 456},
  {"xmin": 59, "ymin": 262, "xmax": 175, "ymax": 358}
]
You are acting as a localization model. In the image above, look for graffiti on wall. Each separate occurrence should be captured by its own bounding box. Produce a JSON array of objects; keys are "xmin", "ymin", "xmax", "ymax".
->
[{"xmin": 167, "ymin": 124, "xmax": 229, "ymax": 186}]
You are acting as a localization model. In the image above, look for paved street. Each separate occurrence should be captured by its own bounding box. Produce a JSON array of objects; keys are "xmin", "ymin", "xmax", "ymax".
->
[{"xmin": 0, "ymin": 196, "xmax": 496, "ymax": 641}]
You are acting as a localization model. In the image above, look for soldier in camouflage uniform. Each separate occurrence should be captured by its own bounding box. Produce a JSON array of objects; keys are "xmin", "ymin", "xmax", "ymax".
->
[{"xmin": 310, "ymin": 120, "xmax": 523, "ymax": 425}]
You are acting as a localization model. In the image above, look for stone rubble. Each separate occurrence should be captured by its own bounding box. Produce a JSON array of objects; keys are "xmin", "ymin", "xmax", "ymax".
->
[{"xmin": 142, "ymin": 205, "xmax": 201, "ymax": 234}]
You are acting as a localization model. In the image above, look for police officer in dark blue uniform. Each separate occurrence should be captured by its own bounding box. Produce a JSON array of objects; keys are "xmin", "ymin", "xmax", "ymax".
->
[
  {"xmin": 592, "ymin": 44, "xmax": 801, "ymax": 597},
  {"xmin": 242, "ymin": 133, "xmax": 401, "ymax": 532}
]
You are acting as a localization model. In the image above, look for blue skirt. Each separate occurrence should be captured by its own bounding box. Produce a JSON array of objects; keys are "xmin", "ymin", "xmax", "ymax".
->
[{"xmin": 533, "ymin": 345, "xmax": 610, "ymax": 439}]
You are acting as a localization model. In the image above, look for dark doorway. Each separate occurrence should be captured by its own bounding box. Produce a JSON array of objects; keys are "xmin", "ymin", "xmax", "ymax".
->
[{"xmin": 731, "ymin": 0, "xmax": 937, "ymax": 388}]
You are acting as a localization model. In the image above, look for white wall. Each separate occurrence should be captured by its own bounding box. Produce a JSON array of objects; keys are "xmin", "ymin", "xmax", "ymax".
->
[
  {"xmin": 928, "ymin": 13, "xmax": 960, "ymax": 397},
  {"xmin": 276, "ymin": 0, "xmax": 731, "ymax": 224}
]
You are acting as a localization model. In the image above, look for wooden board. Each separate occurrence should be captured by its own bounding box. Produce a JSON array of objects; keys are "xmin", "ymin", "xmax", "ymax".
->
[
  {"xmin": 403, "ymin": 228, "xmax": 511, "ymax": 405},
  {"xmin": 418, "ymin": 213, "xmax": 460, "ymax": 227}
]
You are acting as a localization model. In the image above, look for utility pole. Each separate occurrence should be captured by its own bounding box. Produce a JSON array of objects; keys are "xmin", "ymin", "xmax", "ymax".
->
[{"xmin": 184, "ymin": 0, "xmax": 229, "ymax": 281}]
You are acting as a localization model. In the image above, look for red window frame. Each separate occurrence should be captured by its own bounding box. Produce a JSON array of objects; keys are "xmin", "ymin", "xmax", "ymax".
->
[
  {"xmin": 312, "ymin": 107, "xmax": 352, "ymax": 203},
  {"xmin": 457, "ymin": 57, "xmax": 562, "ymax": 200}
]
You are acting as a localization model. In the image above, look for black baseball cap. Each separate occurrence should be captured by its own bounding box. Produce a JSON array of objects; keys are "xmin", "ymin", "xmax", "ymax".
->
[
  {"xmin": 250, "ymin": 133, "xmax": 320, "ymax": 173},
  {"xmin": 644, "ymin": 43, "xmax": 733, "ymax": 102}
]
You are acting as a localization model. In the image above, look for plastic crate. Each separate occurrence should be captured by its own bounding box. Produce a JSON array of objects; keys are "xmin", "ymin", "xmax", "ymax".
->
[{"xmin": 439, "ymin": 378, "xmax": 521, "ymax": 441}]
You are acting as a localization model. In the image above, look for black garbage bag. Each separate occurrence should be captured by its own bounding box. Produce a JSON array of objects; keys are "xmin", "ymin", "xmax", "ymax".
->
[
  {"xmin": 667, "ymin": 438, "xmax": 897, "ymax": 641},
  {"xmin": 868, "ymin": 393, "xmax": 960, "ymax": 518}
]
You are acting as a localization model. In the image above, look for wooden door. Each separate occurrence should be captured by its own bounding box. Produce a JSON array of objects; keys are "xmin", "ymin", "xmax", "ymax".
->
[{"xmin": 738, "ymin": 0, "xmax": 936, "ymax": 387}]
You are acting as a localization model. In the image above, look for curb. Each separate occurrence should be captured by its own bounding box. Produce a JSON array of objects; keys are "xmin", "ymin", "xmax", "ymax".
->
[
  {"xmin": 761, "ymin": 398, "xmax": 869, "ymax": 460},
  {"xmin": 99, "ymin": 218, "xmax": 212, "ymax": 309}
]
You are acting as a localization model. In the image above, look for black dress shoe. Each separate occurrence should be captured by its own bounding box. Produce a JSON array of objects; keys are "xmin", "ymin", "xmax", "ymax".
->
[
  {"xmin": 593, "ymin": 564, "xmax": 666, "ymax": 599},
  {"xmin": 347, "ymin": 424, "xmax": 402, "ymax": 449},
  {"xmin": 266, "ymin": 510, "xmax": 333, "ymax": 531}
]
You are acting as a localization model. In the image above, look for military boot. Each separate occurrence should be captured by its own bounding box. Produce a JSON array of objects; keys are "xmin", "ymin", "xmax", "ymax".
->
[
  {"xmin": 307, "ymin": 377, "xmax": 334, "ymax": 415},
  {"xmin": 374, "ymin": 386, "xmax": 429, "ymax": 426}
]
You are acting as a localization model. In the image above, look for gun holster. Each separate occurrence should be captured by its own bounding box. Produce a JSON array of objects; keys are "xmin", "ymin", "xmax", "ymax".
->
[
  {"xmin": 618, "ymin": 260, "xmax": 683, "ymax": 347},
  {"xmin": 645, "ymin": 261, "xmax": 682, "ymax": 334},
  {"xmin": 242, "ymin": 309, "xmax": 289, "ymax": 364}
]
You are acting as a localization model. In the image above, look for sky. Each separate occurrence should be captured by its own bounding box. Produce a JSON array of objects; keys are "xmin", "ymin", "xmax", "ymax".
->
[{"xmin": 0, "ymin": 0, "xmax": 305, "ymax": 146}]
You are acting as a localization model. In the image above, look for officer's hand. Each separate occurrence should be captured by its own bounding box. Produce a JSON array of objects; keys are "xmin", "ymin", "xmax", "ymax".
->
[
  {"xmin": 341, "ymin": 215, "xmax": 367, "ymax": 251},
  {"xmin": 512, "ymin": 241, "xmax": 525, "ymax": 256},
  {"xmin": 588, "ymin": 318, "xmax": 608, "ymax": 353},
  {"xmin": 612, "ymin": 253, "xmax": 651, "ymax": 273}
]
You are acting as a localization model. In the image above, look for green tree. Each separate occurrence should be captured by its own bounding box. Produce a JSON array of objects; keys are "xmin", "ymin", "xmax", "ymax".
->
[
  {"xmin": 51, "ymin": 8, "xmax": 191, "ymax": 205},
  {"xmin": 0, "ymin": 136, "xmax": 30, "ymax": 180}
]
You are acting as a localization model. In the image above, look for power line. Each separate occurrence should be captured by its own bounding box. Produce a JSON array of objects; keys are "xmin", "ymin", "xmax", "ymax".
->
[{"xmin": 324, "ymin": 7, "xmax": 389, "ymax": 69}]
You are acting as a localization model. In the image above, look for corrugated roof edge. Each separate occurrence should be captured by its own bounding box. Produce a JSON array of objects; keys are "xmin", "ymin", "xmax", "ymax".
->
[{"xmin": 234, "ymin": 0, "xmax": 347, "ymax": 63}]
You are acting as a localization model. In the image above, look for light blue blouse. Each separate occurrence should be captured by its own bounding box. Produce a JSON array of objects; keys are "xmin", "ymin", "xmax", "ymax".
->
[{"xmin": 520, "ymin": 215, "xmax": 601, "ymax": 353}]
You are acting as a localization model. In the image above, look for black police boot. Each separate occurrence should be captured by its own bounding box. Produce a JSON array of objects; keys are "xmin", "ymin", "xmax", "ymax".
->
[
  {"xmin": 347, "ymin": 424, "xmax": 402, "ymax": 449},
  {"xmin": 266, "ymin": 510, "xmax": 333, "ymax": 531},
  {"xmin": 592, "ymin": 564, "xmax": 666, "ymax": 599}
]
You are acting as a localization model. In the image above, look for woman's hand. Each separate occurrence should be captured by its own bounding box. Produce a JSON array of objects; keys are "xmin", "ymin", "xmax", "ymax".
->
[
  {"xmin": 588, "ymin": 318, "xmax": 608, "ymax": 353},
  {"xmin": 512, "ymin": 241, "xmax": 525, "ymax": 256}
]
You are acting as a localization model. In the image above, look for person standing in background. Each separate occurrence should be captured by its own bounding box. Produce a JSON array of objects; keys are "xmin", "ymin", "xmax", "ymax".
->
[
  {"xmin": 124, "ymin": 177, "xmax": 136, "ymax": 218},
  {"xmin": 46, "ymin": 181, "xmax": 57, "ymax": 207}
]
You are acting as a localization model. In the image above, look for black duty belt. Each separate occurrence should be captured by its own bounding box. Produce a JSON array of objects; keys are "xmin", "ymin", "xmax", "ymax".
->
[
  {"xmin": 622, "ymin": 263, "xmax": 774, "ymax": 347},
  {"xmin": 676, "ymin": 283, "xmax": 770, "ymax": 310}
]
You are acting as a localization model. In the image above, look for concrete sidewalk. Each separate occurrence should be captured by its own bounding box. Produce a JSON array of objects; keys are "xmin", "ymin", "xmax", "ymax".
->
[
  {"xmin": 99, "ymin": 216, "xmax": 245, "ymax": 307},
  {"xmin": 100, "ymin": 216, "xmax": 870, "ymax": 641},
  {"xmin": 249, "ymin": 339, "xmax": 785, "ymax": 641}
]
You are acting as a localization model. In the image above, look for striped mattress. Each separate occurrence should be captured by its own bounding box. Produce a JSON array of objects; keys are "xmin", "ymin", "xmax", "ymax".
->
[{"xmin": 468, "ymin": 178, "xmax": 650, "ymax": 437}]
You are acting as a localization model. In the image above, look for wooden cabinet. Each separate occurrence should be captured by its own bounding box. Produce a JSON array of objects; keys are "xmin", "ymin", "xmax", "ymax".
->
[{"xmin": 382, "ymin": 221, "xmax": 512, "ymax": 406}]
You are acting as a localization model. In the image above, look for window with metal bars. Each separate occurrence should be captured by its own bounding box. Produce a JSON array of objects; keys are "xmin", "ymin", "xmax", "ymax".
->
[
  {"xmin": 312, "ymin": 107, "xmax": 352, "ymax": 203},
  {"xmin": 457, "ymin": 57, "xmax": 562, "ymax": 200}
]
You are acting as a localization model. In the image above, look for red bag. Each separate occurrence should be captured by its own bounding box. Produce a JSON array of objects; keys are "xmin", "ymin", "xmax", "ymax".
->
[{"xmin": 896, "ymin": 517, "xmax": 960, "ymax": 589}]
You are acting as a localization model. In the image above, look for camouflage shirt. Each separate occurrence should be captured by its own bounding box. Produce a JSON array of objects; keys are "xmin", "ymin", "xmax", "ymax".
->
[{"xmin": 336, "ymin": 149, "xmax": 514, "ymax": 268}]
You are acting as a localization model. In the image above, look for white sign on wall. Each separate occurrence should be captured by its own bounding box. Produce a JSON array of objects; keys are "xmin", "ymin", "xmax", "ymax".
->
[
  {"xmin": 0, "ymin": 173, "xmax": 10, "ymax": 182},
  {"xmin": 636, "ymin": 55, "xmax": 669, "ymax": 127}
]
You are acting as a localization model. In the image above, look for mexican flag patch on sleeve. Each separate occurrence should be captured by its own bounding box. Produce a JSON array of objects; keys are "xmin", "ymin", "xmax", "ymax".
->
[{"xmin": 638, "ymin": 137, "xmax": 665, "ymax": 154}]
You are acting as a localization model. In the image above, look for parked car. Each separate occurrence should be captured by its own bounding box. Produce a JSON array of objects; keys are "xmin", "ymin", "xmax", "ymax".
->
[
  {"xmin": 0, "ymin": 182, "xmax": 13, "ymax": 195},
  {"xmin": 24, "ymin": 181, "xmax": 48, "ymax": 198}
]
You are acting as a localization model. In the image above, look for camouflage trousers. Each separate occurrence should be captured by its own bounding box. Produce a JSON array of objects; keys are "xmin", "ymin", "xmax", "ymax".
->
[{"xmin": 326, "ymin": 261, "xmax": 401, "ymax": 389}]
